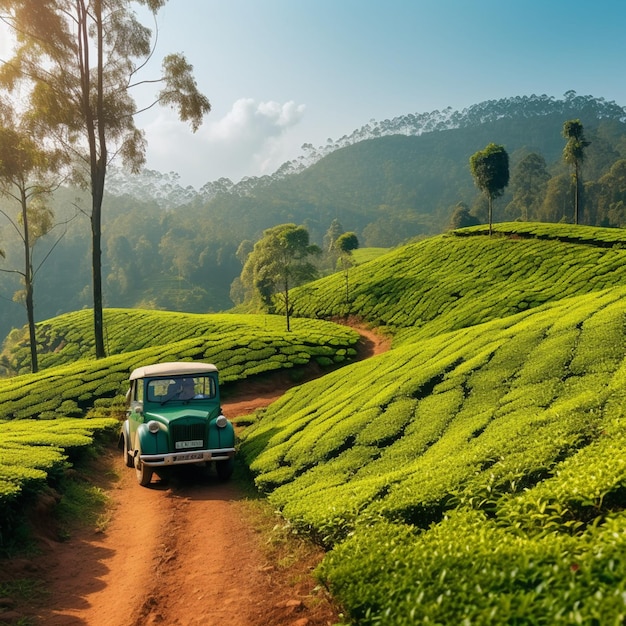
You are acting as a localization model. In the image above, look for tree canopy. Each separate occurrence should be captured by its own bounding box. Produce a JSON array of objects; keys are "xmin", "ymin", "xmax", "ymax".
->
[
  {"xmin": 0, "ymin": 0, "xmax": 210, "ymax": 357},
  {"xmin": 469, "ymin": 143, "xmax": 510, "ymax": 235},
  {"xmin": 240, "ymin": 224, "xmax": 320, "ymax": 331}
]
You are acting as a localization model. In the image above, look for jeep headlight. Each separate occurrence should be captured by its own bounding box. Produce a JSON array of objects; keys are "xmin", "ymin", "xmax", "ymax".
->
[
  {"xmin": 147, "ymin": 420, "xmax": 160, "ymax": 434},
  {"xmin": 215, "ymin": 415, "xmax": 228, "ymax": 429}
]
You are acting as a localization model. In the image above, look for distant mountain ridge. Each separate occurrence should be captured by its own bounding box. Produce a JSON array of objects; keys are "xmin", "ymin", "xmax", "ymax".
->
[
  {"xmin": 3, "ymin": 91, "xmax": 626, "ymax": 347},
  {"xmin": 106, "ymin": 91, "xmax": 626, "ymax": 208}
]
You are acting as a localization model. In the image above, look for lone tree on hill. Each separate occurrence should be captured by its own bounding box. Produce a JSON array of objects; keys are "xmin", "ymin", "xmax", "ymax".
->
[
  {"xmin": 240, "ymin": 224, "xmax": 320, "ymax": 332},
  {"xmin": 562, "ymin": 119, "xmax": 590, "ymax": 225},
  {"xmin": 0, "ymin": 0, "xmax": 211, "ymax": 358},
  {"xmin": 469, "ymin": 143, "xmax": 509, "ymax": 236},
  {"xmin": 334, "ymin": 231, "xmax": 359, "ymax": 312}
]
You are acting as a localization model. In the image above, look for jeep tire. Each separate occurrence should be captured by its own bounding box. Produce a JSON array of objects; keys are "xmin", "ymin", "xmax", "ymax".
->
[{"xmin": 134, "ymin": 442, "xmax": 153, "ymax": 486}]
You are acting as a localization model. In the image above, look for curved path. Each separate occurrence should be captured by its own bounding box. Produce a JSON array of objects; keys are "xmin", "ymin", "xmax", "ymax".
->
[{"xmin": 13, "ymin": 326, "xmax": 391, "ymax": 625}]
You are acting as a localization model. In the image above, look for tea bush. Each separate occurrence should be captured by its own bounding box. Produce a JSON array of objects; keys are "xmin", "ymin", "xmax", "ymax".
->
[
  {"xmin": 241, "ymin": 276, "xmax": 626, "ymax": 623},
  {"xmin": 0, "ymin": 417, "xmax": 118, "ymax": 504},
  {"xmin": 287, "ymin": 223, "xmax": 626, "ymax": 343},
  {"xmin": 0, "ymin": 311, "xmax": 358, "ymax": 526},
  {"xmin": 318, "ymin": 509, "xmax": 626, "ymax": 625}
]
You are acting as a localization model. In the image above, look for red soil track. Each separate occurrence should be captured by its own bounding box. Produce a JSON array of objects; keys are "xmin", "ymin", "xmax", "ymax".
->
[{"xmin": 0, "ymin": 325, "xmax": 391, "ymax": 626}]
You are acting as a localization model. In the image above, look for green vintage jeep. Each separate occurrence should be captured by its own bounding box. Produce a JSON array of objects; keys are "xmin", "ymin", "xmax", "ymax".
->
[{"xmin": 121, "ymin": 361, "xmax": 235, "ymax": 486}]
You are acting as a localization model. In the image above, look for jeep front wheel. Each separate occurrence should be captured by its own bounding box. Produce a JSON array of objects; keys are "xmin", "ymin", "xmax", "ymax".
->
[
  {"xmin": 123, "ymin": 431, "xmax": 134, "ymax": 468},
  {"xmin": 216, "ymin": 458, "xmax": 234, "ymax": 481},
  {"xmin": 134, "ymin": 442, "xmax": 153, "ymax": 486}
]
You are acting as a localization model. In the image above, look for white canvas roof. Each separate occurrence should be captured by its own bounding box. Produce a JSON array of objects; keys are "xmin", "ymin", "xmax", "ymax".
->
[{"xmin": 129, "ymin": 361, "xmax": 218, "ymax": 380}]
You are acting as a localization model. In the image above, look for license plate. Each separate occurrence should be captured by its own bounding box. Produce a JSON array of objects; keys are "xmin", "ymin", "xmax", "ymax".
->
[
  {"xmin": 173, "ymin": 452, "xmax": 205, "ymax": 462},
  {"xmin": 175, "ymin": 439, "xmax": 203, "ymax": 449}
]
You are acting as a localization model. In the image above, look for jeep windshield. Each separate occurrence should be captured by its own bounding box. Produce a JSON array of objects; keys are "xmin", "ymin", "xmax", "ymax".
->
[{"xmin": 147, "ymin": 375, "xmax": 217, "ymax": 404}]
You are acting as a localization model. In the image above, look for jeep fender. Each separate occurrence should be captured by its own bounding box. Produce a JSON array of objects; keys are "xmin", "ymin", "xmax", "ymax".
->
[
  {"xmin": 136, "ymin": 422, "xmax": 170, "ymax": 455},
  {"xmin": 208, "ymin": 417, "xmax": 235, "ymax": 449}
]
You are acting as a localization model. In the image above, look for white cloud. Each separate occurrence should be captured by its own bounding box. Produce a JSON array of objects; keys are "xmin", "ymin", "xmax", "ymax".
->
[{"xmin": 142, "ymin": 98, "xmax": 306, "ymax": 187}]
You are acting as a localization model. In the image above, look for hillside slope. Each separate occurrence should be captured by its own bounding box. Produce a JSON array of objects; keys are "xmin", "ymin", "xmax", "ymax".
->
[
  {"xmin": 4, "ymin": 222, "xmax": 626, "ymax": 623},
  {"xmin": 289, "ymin": 222, "xmax": 626, "ymax": 341},
  {"xmin": 2, "ymin": 93, "xmax": 626, "ymax": 345},
  {"xmin": 195, "ymin": 107, "xmax": 626, "ymax": 245},
  {"xmin": 241, "ymin": 223, "xmax": 626, "ymax": 624}
]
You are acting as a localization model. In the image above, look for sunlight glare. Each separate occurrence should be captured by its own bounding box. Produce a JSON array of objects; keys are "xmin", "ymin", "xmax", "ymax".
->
[{"xmin": 0, "ymin": 21, "xmax": 15, "ymax": 59}]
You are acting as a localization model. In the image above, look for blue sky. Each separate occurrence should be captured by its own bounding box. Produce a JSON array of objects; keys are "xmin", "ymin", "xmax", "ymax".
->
[{"xmin": 4, "ymin": 1, "xmax": 625, "ymax": 188}]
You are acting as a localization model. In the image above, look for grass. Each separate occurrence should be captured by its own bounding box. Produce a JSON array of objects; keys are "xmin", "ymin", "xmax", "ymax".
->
[
  {"xmin": 234, "ymin": 459, "xmax": 345, "ymax": 624},
  {"xmin": 0, "ymin": 578, "xmax": 49, "ymax": 626},
  {"xmin": 54, "ymin": 478, "xmax": 111, "ymax": 538}
]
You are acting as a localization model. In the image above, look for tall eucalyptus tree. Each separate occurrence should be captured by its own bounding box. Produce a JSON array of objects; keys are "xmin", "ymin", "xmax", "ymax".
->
[
  {"xmin": 0, "ymin": 0, "xmax": 210, "ymax": 357},
  {"xmin": 562, "ymin": 119, "xmax": 590, "ymax": 225},
  {"xmin": 0, "ymin": 110, "xmax": 68, "ymax": 373}
]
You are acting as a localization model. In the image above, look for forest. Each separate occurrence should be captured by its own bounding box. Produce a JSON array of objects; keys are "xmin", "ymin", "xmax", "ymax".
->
[{"xmin": 2, "ymin": 92, "xmax": 626, "ymax": 346}]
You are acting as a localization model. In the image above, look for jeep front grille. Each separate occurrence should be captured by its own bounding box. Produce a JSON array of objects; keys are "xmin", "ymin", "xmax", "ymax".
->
[{"xmin": 170, "ymin": 422, "xmax": 206, "ymax": 448}]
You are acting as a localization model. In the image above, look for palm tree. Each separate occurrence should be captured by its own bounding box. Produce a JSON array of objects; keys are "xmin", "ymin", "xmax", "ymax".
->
[{"xmin": 562, "ymin": 119, "xmax": 590, "ymax": 224}]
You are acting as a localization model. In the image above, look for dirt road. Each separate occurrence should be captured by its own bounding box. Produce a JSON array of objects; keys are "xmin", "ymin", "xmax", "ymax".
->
[
  {"xmin": 32, "ymin": 391, "xmax": 341, "ymax": 626},
  {"xmin": 5, "ymin": 326, "xmax": 391, "ymax": 626},
  {"xmin": 35, "ymin": 455, "xmax": 333, "ymax": 626}
]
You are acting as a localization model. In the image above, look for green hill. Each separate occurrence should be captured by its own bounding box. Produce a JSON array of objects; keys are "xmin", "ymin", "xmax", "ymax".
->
[
  {"xmin": 196, "ymin": 101, "xmax": 626, "ymax": 245},
  {"xmin": 0, "ymin": 312, "xmax": 359, "ymax": 531},
  {"xmin": 239, "ymin": 223, "xmax": 626, "ymax": 624},
  {"xmin": 3, "ymin": 222, "xmax": 626, "ymax": 623},
  {"xmin": 3, "ymin": 93, "xmax": 626, "ymax": 345},
  {"xmin": 288, "ymin": 222, "xmax": 626, "ymax": 340}
]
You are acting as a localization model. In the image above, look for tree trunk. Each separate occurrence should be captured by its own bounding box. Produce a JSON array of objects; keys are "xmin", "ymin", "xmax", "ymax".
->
[
  {"xmin": 91, "ymin": 177, "xmax": 106, "ymax": 358},
  {"xmin": 488, "ymin": 195, "xmax": 493, "ymax": 236},
  {"xmin": 21, "ymin": 187, "xmax": 38, "ymax": 373},
  {"xmin": 574, "ymin": 163, "xmax": 580, "ymax": 225},
  {"xmin": 86, "ymin": 0, "xmax": 107, "ymax": 359},
  {"xmin": 25, "ymin": 277, "xmax": 38, "ymax": 373},
  {"xmin": 284, "ymin": 276, "xmax": 291, "ymax": 333}
]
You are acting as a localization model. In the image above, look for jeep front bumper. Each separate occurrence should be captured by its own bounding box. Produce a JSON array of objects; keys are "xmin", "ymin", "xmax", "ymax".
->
[{"xmin": 140, "ymin": 448, "xmax": 235, "ymax": 466}]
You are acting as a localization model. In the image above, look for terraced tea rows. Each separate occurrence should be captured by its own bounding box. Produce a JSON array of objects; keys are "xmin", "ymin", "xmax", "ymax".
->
[
  {"xmin": 242, "ymin": 287, "xmax": 626, "ymax": 621},
  {"xmin": 240, "ymin": 223, "xmax": 626, "ymax": 624},
  {"xmin": 289, "ymin": 222, "xmax": 626, "ymax": 342},
  {"xmin": 6, "ymin": 310, "xmax": 358, "ymax": 373},
  {"xmin": 0, "ymin": 312, "xmax": 359, "ymax": 532},
  {"xmin": 243, "ymin": 287, "xmax": 625, "ymax": 526},
  {"xmin": 0, "ymin": 418, "xmax": 117, "ymax": 503}
]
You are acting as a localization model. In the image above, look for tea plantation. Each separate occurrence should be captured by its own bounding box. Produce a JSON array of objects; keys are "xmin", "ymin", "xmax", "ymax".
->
[
  {"xmin": 4, "ymin": 221, "xmax": 626, "ymax": 623},
  {"xmin": 0, "ymin": 312, "xmax": 359, "ymax": 534},
  {"xmin": 240, "ymin": 223, "xmax": 626, "ymax": 624}
]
